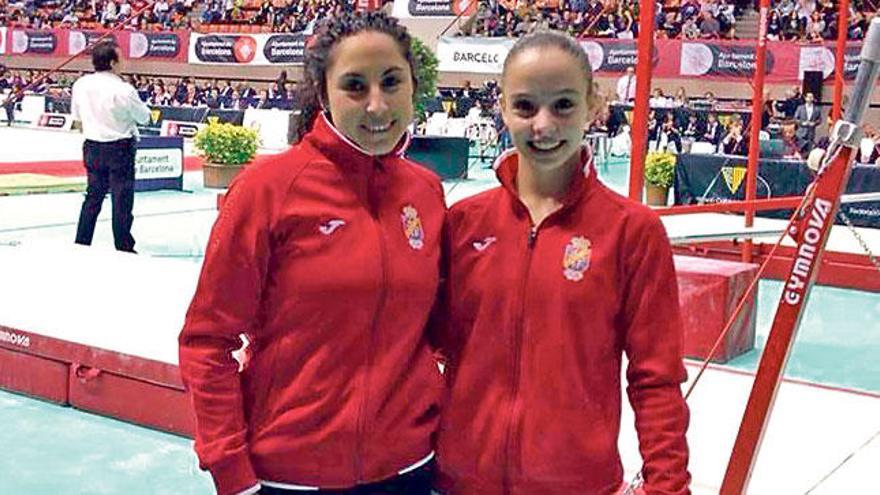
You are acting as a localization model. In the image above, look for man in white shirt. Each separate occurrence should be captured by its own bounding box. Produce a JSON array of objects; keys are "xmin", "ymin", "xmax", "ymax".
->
[
  {"xmin": 71, "ymin": 41, "xmax": 151, "ymax": 253},
  {"xmin": 616, "ymin": 66, "xmax": 636, "ymax": 103}
]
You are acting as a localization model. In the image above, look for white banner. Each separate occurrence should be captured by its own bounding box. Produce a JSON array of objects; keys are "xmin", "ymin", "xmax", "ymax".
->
[
  {"xmin": 436, "ymin": 37, "xmax": 513, "ymax": 74},
  {"xmin": 188, "ymin": 32, "xmax": 306, "ymax": 66},
  {"xmin": 160, "ymin": 120, "xmax": 206, "ymax": 138},
  {"xmin": 798, "ymin": 46, "xmax": 835, "ymax": 80},
  {"xmin": 135, "ymin": 147, "xmax": 183, "ymax": 180},
  {"xmin": 243, "ymin": 108, "xmax": 292, "ymax": 150},
  {"xmin": 0, "ymin": 27, "xmax": 6, "ymax": 55},
  {"xmin": 392, "ymin": 0, "xmax": 477, "ymax": 18},
  {"xmin": 35, "ymin": 113, "xmax": 73, "ymax": 130}
]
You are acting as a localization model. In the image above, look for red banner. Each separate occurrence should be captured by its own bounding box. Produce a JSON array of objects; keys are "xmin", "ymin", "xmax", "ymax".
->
[{"xmin": 4, "ymin": 28, "xmax": 188, "ymax": 62}]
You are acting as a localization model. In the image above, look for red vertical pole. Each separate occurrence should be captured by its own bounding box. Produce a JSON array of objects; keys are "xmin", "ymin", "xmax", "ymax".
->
[
  {"xmin": 627, "ymin": 0, "xmax": 656, "ymax": 202},
  {"xmin": 832, "ymin": 0, "xmax": 850, "ymax": 120},
  {"xmin": 742, "ymin": 0, "xmax": 770, "ymax": 263}
]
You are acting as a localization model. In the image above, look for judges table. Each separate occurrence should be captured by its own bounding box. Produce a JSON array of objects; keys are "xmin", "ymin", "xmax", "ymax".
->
[
  {"xmin": 406, "ymin": 135, "xmax": 470, "ymax": 180},
  {"xmin": 674, "ymin": 153, "xmax": 880, "ymax": 228}
]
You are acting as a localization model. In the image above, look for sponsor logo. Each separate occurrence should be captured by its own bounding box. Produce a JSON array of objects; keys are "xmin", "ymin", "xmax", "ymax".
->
[
  {"xmin": 784, "ymin": 198, "xmax": 832, "ymax": 305},
  {"xmin": 400, "ymin": 205, "xmax": 425, "ymax": 250},
  {"xmin": 150, "ymin": 109, "xmax": 161, "ymax": 124},
  {"xmin": 318, "ymin": 219, "xmax": 346, "ymax": 235},
  {"xmin": 722, "ymin": 166, "xmax": 747, "ymax": 193},
  {"xmin": 263, "ymin": 33, "xmax": 306, "ymax": 64},
  {"xmin": 562, "ymin": 236, "xmax": 591, "ymax": 282},
  {"xmin": 472, "ymin": 236, "xmax": 496, "ymax": 252},
  {"xmin": 37, "ymin": 113, "xmax": 70, "ymax": 129},
  {"xmin": 453, "ymin": 51, "xmax": 499, "ymax": 65},
  {"xmin": 233, "ymin": 36, "xmax": 257, "ymax": 63},
  {"xmin": 0, "ymin": 329, "xmax": 30, "ymax": 348}
]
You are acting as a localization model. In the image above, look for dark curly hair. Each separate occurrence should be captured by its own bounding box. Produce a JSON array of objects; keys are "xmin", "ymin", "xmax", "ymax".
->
[{"xmin": 292, "ymin": 11, "xmax": 419, "ymax": 143}]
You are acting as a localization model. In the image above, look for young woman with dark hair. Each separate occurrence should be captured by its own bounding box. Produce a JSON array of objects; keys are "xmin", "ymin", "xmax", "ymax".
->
[{"xmin": 179, "ymin": 11, "xmax": 445, "ymax": 495}]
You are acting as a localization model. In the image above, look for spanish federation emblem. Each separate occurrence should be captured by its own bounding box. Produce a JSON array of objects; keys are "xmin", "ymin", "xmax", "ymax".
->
[
  {"xmin": 400, "ymin": 205, "xmax": 424, "ymax": 250},
  {"xmin": 563, "ymin": 236, "xmax": 591, "ymax": 281}
]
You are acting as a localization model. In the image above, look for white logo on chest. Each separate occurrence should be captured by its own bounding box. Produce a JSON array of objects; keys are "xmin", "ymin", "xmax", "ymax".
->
[
  {"xmin": 318, "ymin": 219, "xmax": 346, "ymax": 235},
  {"xmin": 472, "ymin": 236, "xmax": 497, "ymax": 252}
]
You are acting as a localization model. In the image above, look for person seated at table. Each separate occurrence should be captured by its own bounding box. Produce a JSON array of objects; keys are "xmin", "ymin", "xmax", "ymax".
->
[
  {"xmin": 855, "ymin": 123, "xmax": 880, "ymax": 165},
  {"xmin": 702, "ymin": 112, "xmax": 723, "ymax": 148},
  {"xmin": 780, "ymin": 122, "xmax": 802, "ymax": 160},
  {"xmin": 721, "ymin": 118, "xmax": 748, "ymax": 156},
  {"xmin": 655, "ymin": 113, "xmax": 682, "ymax": 153},
  {"xmin": 682, "ymin": 113, "xmax": 704, "ymax": 140}
]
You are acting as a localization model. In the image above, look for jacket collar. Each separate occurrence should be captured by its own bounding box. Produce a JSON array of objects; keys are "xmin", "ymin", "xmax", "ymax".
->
[
  {"xmin": 304, "ymin": 112, "xmax": 411, "ymax": 173},
  {"xmin": 493, "ymin": 146, "xmax": 598, "ymax": 210}
]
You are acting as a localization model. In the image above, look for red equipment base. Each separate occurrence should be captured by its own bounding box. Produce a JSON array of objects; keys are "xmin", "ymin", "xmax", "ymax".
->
[
  {"xmin": 675, "ymin": 256, "xmax": 759, "ymax": 363},
  {"xmin": 0, "ymin": 324, "xmax": 195, "ymax": 437}
]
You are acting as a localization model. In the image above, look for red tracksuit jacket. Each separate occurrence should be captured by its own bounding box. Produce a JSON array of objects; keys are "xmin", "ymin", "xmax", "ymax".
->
[
  {"xmin": 435, "ymin": 149, "xmax": 691, "ymax": 494},
  {"xmin": 179, "ymin": 114, "xmax": 446, "ymax": 495}
]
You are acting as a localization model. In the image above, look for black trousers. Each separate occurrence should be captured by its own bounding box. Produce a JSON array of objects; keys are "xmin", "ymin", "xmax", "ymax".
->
[
  {"xmin": 259, "ymin": 461, "xmax": 434, "ymax": 495},
  {"xmin": 75, "ymin": 138, "xmax": 137, "ymax": 252}
]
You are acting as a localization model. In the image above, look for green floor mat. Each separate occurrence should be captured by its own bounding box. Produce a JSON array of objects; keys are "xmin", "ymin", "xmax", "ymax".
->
[{"xmin": 0, "ymin": 174, "xmax": 86, "ymax": 195}]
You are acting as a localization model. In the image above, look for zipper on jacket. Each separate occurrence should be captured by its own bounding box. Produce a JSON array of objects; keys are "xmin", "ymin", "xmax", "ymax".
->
[
  {"xmin": 502, "ymin": 224, "xmax": 538, "ymax": 495},
  {"xmin": 355, "ymin": 162, "xmax": 388, "ymax": 483}
]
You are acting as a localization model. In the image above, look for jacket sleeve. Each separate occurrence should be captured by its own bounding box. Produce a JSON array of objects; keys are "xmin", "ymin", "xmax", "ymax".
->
[
  {"xmin": 178, "ymin": 170, "xmax": 274, "ymax": 495},
  {"xmin": 619, "ymin": 212, "xmax": 691, "ymax": 494}
]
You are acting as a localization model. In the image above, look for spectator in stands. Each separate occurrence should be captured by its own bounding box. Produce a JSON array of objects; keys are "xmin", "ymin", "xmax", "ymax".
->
[
  {"xmin": 682, "ymin": 15, "xmax": 702, "ymax": 38},
  {"xmin": 179, "ymin": 11, "xmax": 443, "ymax": 495},
  {"xmin": 700, "ymin": 10, "xmax": 722, "ymax": 38},
  {"xmin": 806, "ymin": 10, "xmax": 826, "ymax": 42},
  {"xmin": 767, "ymin": 10, "xmax": 783, "ymax": 39},
  {"xmin": 434, "ymin": 30, "xmax": 691, "ymax": 495}
]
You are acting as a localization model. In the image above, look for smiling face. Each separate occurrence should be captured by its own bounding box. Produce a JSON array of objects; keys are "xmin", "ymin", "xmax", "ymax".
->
[
  {"xmin": 324, "ymin": 30, "xmax": 414, "ymax": 155},
  {"xmin": 501, "ymin": 46, "xmax": 595, "ymax": 174}
]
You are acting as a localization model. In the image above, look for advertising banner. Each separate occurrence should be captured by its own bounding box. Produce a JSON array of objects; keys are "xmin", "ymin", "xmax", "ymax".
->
[
  {"xmin": 392, "ymin": 0, "xmax": 477, "ymax": 18},
  {"xmin": 160, "ymin": 120, "xmax": 205, "ymax": 138},
  {"xmin": 436, "ymin": 37, "xmax": 513, "ymax": 74},
  {"xmin": 799, "ymin": 43, "xmax": 862, "ymax": 81},
  {"xmin": 134, "ymin": 136, "xmax": 184, "ymax": 192},
  {"xmin": 6, "ymin": 29, "xmax": 187, "ymax": 61},
  {"xmin": 35, "ymin": 112, "xmax": 74, "ymax": 130},
  {"xmin": 188, "ymin": 32, "xmax": 306, "ymax": 65},
  {"xmin": 8, "ymin": 29, "xmax": 64, "ymax": 56},
  {"xmin": 0, "ymin": 27, "xmax": 6, "ymax": 55},
  {"xmin": 125, "ymin": 31, "xmax": 187, "ymax": 61}
]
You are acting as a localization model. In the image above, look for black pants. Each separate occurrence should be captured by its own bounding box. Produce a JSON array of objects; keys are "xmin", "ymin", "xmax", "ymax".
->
[
  {"xmin": 75, "ymin": 138, "xmax": 137, "ymax": 252},
  {"xmin": 259, "ymin": 461, "xmax": 433, "ymax": 495}
]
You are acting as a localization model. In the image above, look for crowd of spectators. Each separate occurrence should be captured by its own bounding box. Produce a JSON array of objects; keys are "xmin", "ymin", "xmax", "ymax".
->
[
  {"xmin": 5, "ymin": 0, "xmax": 196, "ymax": 31},
  {"xmin": 459, "ymin": 0, "xmax": 740, "ymax": 39},
  {"xmin": 3, "ymin": 0, "xmax": 877, "ymax": 40},
  {"xmin": 0, "ymin": 67, "xmax": 298, "ymax": 110},
  {"xmin": 766, "ymin": 0, "xmax": 876, "ymax": 41},
  {"xmin": 461, "ymin": 0, "xmax": 876, "ymax": 41}
]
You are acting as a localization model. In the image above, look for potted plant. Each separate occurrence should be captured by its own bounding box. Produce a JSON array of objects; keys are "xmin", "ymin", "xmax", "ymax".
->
[
  {"xmin": 411, "ymin": 37, "xmax": 439, "ymax": 125},
  {"xmin": 644, "ymin": 151, "xmax": 676, "ymax": 206},
  {"xmin": 194, "ymin": 122, "xmax": 260, "ymax": 189}
]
